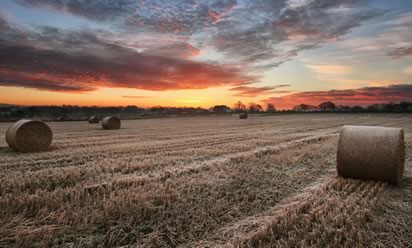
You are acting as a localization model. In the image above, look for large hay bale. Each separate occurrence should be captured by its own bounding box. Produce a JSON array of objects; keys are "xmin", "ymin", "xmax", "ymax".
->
[
  {"xmin": 239, "ymin": 113, "xmax": 248, "ymax": 119},
  {"xmin": 102, "ymin": 116, "xmax": 121, "ymax": 130},
  {"xmin": 88, "ymin": 116, "xmax": 100, "ymax": 124},
  {"xmin": 337, "ymin": 125, "xmax": 405, "ymax": 184},
  {"xmin": 6, "ymin": 119, "xmax": 53, "ymax": 152}
]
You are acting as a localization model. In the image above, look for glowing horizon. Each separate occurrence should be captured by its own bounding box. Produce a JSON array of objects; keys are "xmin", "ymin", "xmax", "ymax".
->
[{"xmin": 1, "ymin": 0, "xmax": 412, "ymax": 109}]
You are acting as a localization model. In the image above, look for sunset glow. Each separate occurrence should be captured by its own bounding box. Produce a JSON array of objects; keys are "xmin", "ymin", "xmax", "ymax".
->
[{"xmin": 1, "ymin": 0, "xmax": 411, "ymax": 109}]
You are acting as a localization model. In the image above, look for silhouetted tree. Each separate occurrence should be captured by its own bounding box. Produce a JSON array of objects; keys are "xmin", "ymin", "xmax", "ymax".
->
[
  {"xmin": 10, "ymin": 109, "xmax": 25, "ymax": 119},
  {"xmin": 234, "ymin": 101, "xmax": 246, "ymax": 112},
  {"xmin": 351, "ymin": 106, "xmax": 364, "ymax": 112},
  {"xmin": 266, "ymin": 103, "xmax": 276, "ymax": 113},
  {"xmin": 366, "ymin": 104, "xmax": 380, "ymax": 112},
  {"xmin": 319, "ymin": 101, "xmax": 336, "ymax": 111},
  {"xmin": 27, "ymin": 106, "xmax": 39, "ymax": 118},
  {"xmin": 249, "ymin": 102, "xmax": 263, "ymax": 113},
  {"xmin": 337, "ymin": 105, "xmax": 352, "ymax": 112},
  {"xmin": 212, "ymin": 105, "xmax": 231, "ymax": 113},
  {"xmin": 293, "ymin": 104, "xmax": 317, "ymax": 112}
]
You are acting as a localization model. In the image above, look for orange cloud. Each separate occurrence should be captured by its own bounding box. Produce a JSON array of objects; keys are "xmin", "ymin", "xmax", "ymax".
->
[{"xmin": 230, "ymin": 85, "xmax": 291, "ymax": 97}]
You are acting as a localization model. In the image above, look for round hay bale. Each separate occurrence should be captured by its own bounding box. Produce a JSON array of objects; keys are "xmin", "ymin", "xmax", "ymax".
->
[
  {"xmin": 56, "ymin": 116, "xmax": 65, "ymax": 122},
  {"xmin": 239, "ymin": 113, "xmax": 248, "ymax": 119},
  {"xmin": 337, "ymin": 125, "xmax": 405, "ymax": 184},
  {"xmin": 6, "ymin": 119, "xmax": 53, "ymax": 152},
  {"xmin": 88, "ymin": 116, "xmax": 100, "ymax": 124},
  {"xmin": 102, "ymin": 116, "xmax": 121, "ymax": 130}
]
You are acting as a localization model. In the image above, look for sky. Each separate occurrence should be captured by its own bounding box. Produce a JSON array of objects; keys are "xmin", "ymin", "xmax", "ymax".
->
[{"xmin": 0, "ymin": 0, "xmax": 412, "ymax": 109}]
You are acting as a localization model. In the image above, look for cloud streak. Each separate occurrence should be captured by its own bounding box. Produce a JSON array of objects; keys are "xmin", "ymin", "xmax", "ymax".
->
[
  {"xmin": 387, "ymin": 46, "xmax": 412, "ymax": 58},
  {"xmin": 263, "ymin": 84, "xmax": 412, "ymax": 109},
  {"xmin": 122, "ymin": 95, "xmax": 154, "ymax": 99},
  {"xmin": 230, "ymin": 85, "xmax": 290, "ymax": 97}
]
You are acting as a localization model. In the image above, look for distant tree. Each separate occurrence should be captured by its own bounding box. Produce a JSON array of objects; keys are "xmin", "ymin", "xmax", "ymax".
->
[
  {"xmin": 10, "ymin": 109, "xmax": 25, "ymax": 119},
  {"xmin": 234, "ymin": 101, "xmax": 246, "ymax": 112},
  {"xmin": 124, "ymin": 105, "xmax": 142, "ymax": 114},
  {"xmin": 60, "ymin": 107, "xmax": 69, "ymax": 118},
  {"xmin": 212, "ymin": 105, "xmax": 231, "ymax": 113},
  {"xmin": 337, "ymin": 105, "xmax": 351, "ymax": 112},
  {"xmin": 351, "ymin": 106, "xmax": 364, "ymax": 112},
  {"xmin": 293, "ymin": 104, "xmax": 317, "ymax": 112},
  {"xmin": 319, "ymin": 101, "xmax": 336, "ymax": 111},
  {"xmin": 266, "ymin": 103, "xmax": 276, "ymax": 113},
  {"xmin": 399, "ymin": 101, "xmax": 412, "ymax": 112},
  {"xmin": 366, "ymin": 104, "xmax": 380, "ymax": 112},
  {"xmin": 381, "ymin": 102, "xmax": 395, "ymax": 112},
  {"xmin": 249, "ymin": 102, "xmax": 263, "ymax": 113},
  {"xmin": 27, "ymin": 106, "xmax": 39, "ymax": 118}
]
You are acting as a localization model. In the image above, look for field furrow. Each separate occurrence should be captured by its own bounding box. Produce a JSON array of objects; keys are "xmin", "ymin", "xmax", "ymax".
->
[{"xmin": 0, "ymin": 114, "xmax": 410, "ymax": 248}]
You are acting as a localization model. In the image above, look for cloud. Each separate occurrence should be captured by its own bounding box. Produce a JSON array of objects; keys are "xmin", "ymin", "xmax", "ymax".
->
[
  {"xmin": 404, "ymin": 66, "xmax": 412, "ymax": 75},
  {"xmin": 387, "ymin": 46, "xmax": 412, "ymax": 58},
  {"xmin": 16, "ymin": 0, "xmax": 135, "ymax": 22},
  {"xmin": 306, "ymin": 64, "xmax": 352, "ymax": 75},
  {"xmin": 230, "ymin": 84, "xmax": 290, "ymax": 97},
  {"xmin": 15, "ymin": 0, "xmax": 381, "ymax": 73},
  {"xmin": 143, "ymin": 42, "xmax": 200, "ymax": 58},
  {"xmin": 122, "ymin": 95, "xmax": 154, "ymax": 99},
  {"xmin": 0, "ymin": 14, "xmax": 6, "ymax": 30},
  {"xmin": 0, "ymin": 21, "xmax": 256, "ymax": 93},
  {"xmin": 0, "ymin": 72, "xmax": 95, "ymax": 92},
  {"xmin": 262, "ymin": 84, "xmax": 412, "ymax": 109},
  {"xmin": 17, "ymin": 0, "xmax": 238, "ymax": 34},
  {"xmin": 211, "ymin": 0, "xmax": 380, "ymax": 69}
]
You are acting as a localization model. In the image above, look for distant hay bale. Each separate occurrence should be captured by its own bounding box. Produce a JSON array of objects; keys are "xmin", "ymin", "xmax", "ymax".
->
[
  {"xmin": 337, "ymin": 125, "xmax": 405, "ymax": 184},
  {"xmin": 88, "ymin": 116, "xmax": 100, "ymax": 124},
  {"xmin": 102, "ymin": 116, "xmax": 121, "ymax": 130},
  {"xmin": 239, "ymin": 113, "xmax": 248, "ymax": 119},
  {"xmin": 56, "ymin": 116, "xmax": 65, "ymax": 122},
  {"xmin": 6, "ymin": 119, "xmax": 53, "ymax": 152}
]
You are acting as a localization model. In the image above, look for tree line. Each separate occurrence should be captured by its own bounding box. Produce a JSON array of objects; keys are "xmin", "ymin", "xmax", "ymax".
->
[{"xmin": 0, "ymin": 101, "xmax": 411, "ymax": 121}]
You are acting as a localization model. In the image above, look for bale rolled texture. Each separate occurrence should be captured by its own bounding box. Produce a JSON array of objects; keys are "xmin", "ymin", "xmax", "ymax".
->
[
  {"xmin": 239, "ymin": 113, "xmax": 248, "ymax": 119},
  {"xmin": 337, "ymin": 125, "xmax": 405, "ymax": 184},
  {"xmin": 88, "ymin": 116, "xmax": 100, "ymax": 124},
  {"xmin": 102, "ymin": 116, "xmax": 121, "ymax": 130},
  {"xmin": 6, "ymin": 119, "xmax": 53, "ymax": 152}
]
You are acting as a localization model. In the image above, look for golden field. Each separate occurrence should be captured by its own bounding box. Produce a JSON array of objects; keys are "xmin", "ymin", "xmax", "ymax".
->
[{"xmin": 0, "ymin": 114, "xmax": 411, "ymax": 247}]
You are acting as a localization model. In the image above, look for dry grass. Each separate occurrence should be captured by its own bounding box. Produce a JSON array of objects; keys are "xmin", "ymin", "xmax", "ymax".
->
[{"xmin": 0, "ymin": 114, "xmax": 411, "ymax": 247}]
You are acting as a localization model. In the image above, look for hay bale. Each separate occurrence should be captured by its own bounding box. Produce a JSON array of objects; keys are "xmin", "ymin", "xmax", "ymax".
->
[
  {"xmin": 337, "ymin": 125, "xmax": 405, "ymax": 184},
  {"xmin": 56, "ymin": 116, "xmax": 65, "ymax": 122},
  {"xmin": 6, "ymin": 119, "xmax": 53, "ymax": 152},
  {"xmin": 88, "ymin": 116, "xmax": 100, "ymax": 124},
  {"xmin": 239, "ymin": 113, "xmax": 248, "ymax": 119},
  {"xmin": 102, "ymin": 116, "xmax": 121, "ymax": 130}
]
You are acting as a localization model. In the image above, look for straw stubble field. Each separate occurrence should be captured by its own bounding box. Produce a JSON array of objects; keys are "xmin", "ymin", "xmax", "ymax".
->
[{"xmin": 0, "ymin": 114, "xmax": 411, "ymax": 247}]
